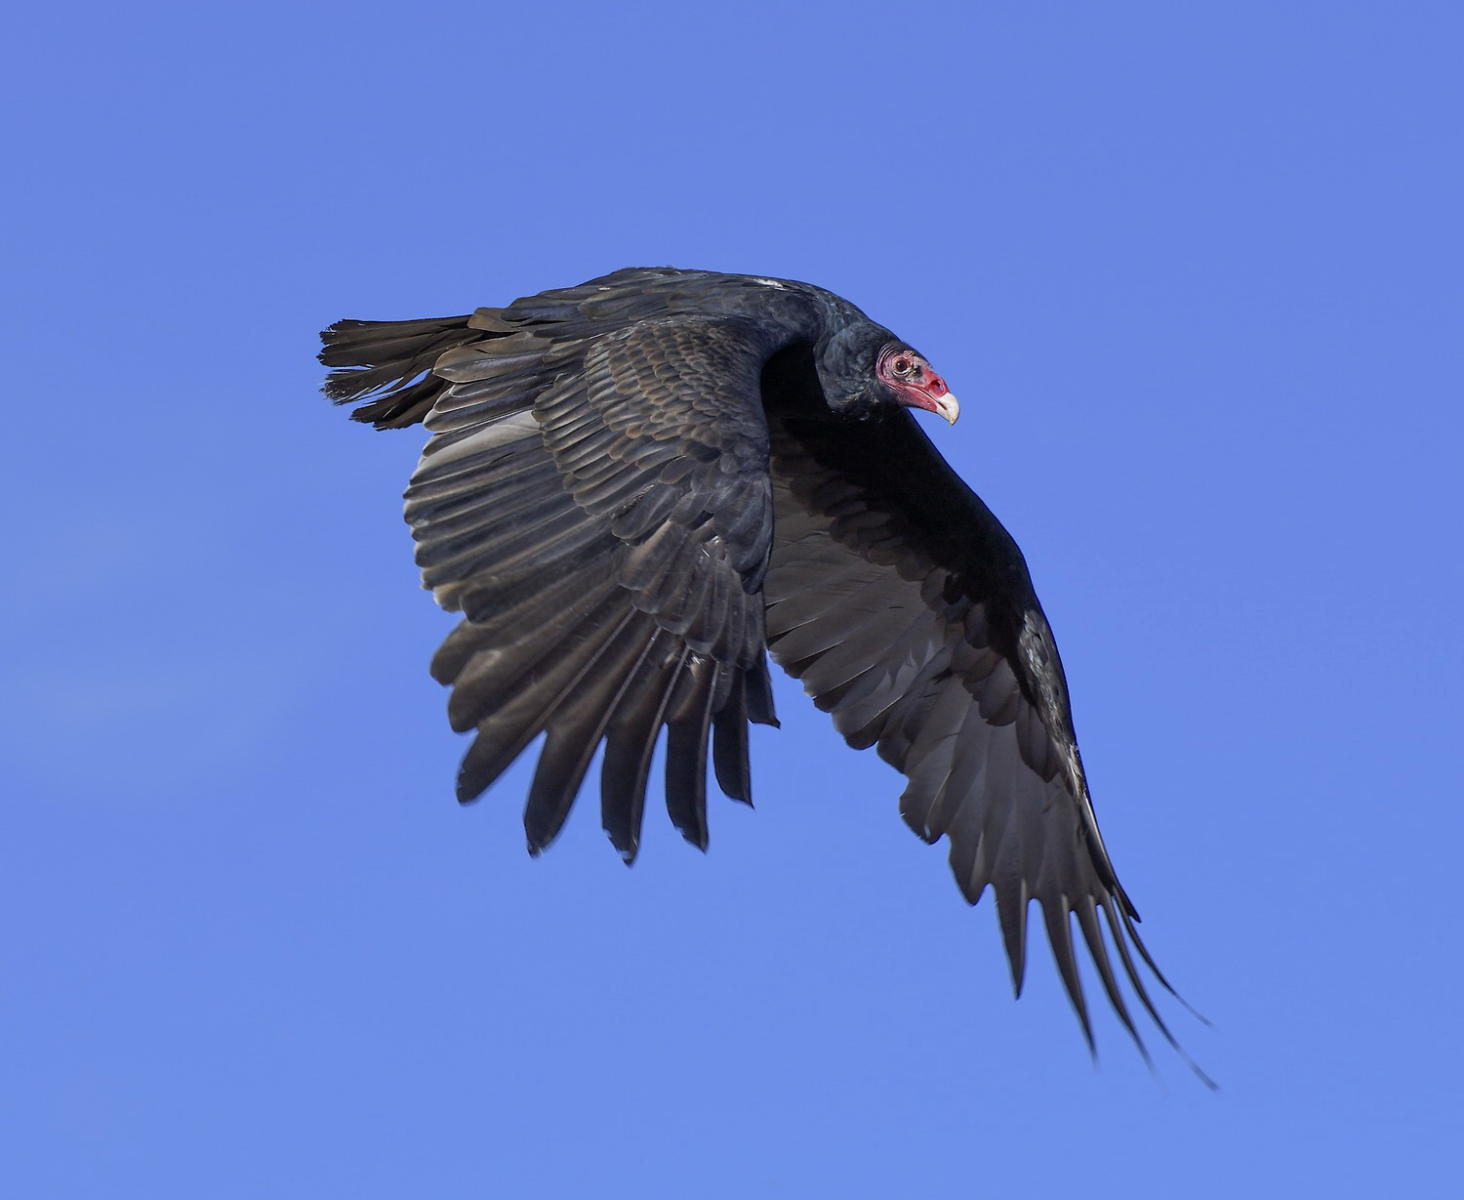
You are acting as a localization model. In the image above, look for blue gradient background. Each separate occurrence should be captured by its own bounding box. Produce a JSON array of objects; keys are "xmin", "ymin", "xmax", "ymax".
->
[{"xmin": 5, "ymin": 3, "xmax": 1461, "ymax": 1196}]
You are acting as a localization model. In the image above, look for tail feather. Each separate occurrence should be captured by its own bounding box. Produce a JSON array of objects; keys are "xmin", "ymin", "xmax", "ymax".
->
[{"xmin": 319, "ymin": 314, "xmax": 481, "ymax": 428}]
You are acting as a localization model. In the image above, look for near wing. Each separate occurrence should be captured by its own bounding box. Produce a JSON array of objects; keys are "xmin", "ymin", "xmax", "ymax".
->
[
  {"xmin": 764, "ymin": 402, "xmax": 1207, "ymax": 1076},
  {"xmin": 328, "ymin": 292, "xmax": 782, "ymax": 861}
]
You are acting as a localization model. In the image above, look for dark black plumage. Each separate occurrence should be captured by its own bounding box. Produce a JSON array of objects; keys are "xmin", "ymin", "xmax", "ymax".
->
[{"xmin": 320, "ymin": 267, "xmax": 1206, "ymax": 1080}]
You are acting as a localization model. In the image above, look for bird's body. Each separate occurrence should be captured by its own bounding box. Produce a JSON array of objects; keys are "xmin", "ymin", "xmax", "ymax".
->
[{"xmin": 321, "ymin": 267, "xmax": 1201, "ymax": 1074}]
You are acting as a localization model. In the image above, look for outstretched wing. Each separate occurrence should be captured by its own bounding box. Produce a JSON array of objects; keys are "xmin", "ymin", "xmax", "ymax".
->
[
  {"xmin": 763, "ymin": 396, "xmax": 1206, "ymax": 1077},
  {"xmin": 325, "ymin": 280, "xmax": 787, "ymax": 861}
]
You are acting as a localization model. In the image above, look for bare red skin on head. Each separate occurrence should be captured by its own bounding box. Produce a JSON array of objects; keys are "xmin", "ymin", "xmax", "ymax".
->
[{"xmin": 876, "ymin": 345, "xmax": 956, "ymax": 420}]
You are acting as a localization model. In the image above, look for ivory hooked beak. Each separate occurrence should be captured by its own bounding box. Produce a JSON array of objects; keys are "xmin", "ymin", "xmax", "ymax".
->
[{"xmin": 931, "ymin": 391, "xmax": 960, "ymax": 425}]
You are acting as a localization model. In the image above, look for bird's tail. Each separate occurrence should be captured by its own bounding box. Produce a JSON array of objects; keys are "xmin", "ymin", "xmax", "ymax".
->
[
  {"xmin": 319, "ymin": 313, "xmax": 483, "ymax": 429},
  {"xmin": 319, "ymin": 270, "xmax": 695, "ymax": 430}
]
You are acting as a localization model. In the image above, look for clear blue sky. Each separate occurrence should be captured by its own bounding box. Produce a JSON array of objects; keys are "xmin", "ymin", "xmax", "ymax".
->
[{"xmin": 5, "ymin": 3, "xmax": 1461, "ymax": 1196}]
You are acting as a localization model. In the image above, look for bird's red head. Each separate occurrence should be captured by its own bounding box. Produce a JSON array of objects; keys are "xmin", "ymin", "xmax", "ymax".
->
[{"xmin": 876, "ymin": 344, "xmax": 960, "ymax": 425}]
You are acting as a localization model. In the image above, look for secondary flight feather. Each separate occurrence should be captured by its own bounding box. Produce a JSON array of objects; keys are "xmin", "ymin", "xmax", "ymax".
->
[{"xmin": 320, "ymin": 266, "xmax": 1206, "ymax": 1079}]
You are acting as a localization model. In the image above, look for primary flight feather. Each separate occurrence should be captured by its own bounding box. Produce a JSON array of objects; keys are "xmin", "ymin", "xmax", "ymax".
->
[{"xmin": 320, "ymin": 266, "xmax": 1204, "ymax": 1076}]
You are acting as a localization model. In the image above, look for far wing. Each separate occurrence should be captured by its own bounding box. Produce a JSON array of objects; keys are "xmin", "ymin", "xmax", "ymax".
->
[{"xmin": 764, "ymin": 404, "xmax": 1205, "ymax": 1075}]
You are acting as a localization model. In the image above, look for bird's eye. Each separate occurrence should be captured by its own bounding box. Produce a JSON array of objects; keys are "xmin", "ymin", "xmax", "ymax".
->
[{"xmin": 893, "ymin": 357, "xmax": 912, "ymax": 376}]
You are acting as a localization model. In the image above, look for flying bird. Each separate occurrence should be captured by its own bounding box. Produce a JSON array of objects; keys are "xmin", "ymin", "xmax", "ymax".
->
[{"xmin": 320, "ymin": 267, "xmax": 1205, "ymax": 1077}]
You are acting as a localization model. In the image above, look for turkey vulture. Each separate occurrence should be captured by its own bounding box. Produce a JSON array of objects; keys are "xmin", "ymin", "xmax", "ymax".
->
[{"xmin": 320, "ymin": 267, "xmax": 1205, "ymax": 1077}]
